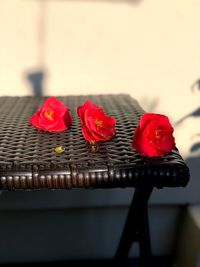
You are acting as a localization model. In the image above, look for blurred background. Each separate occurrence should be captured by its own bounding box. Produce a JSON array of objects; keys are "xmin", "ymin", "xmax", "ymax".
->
[{"xmin": 0, "ymin": 0, "xmax": 200, "ymax": 266}]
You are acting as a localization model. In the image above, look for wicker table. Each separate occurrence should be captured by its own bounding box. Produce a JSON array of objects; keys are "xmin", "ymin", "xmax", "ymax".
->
[{"xmin": 0, "ymin": 95, "xmax": 189, "ymax": 266}]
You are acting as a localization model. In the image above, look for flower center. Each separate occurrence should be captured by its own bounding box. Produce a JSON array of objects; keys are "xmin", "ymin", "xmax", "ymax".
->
[
  {"xmin": 95, "ymin": 119, "xmax": 103, "ymax": 127},
  {"xmin": 155, "ymin": 129, "xmax": 163, "ymax": 139},
  {"xmin": 44, "ymin": 109, "xmax": 54, "ymax": 120}
]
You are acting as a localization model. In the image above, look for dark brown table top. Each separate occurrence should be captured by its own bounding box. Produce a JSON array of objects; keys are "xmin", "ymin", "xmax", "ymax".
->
[{"xmin": 0, "ymin": 95, "xmax": 189, "ymax": 190}]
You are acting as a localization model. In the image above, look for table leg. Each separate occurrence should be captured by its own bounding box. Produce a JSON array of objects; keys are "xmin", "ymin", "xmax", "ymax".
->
[
  {"xmin": 115, "ymin": 186, "xmax": 153, "ymax": 266},
  {"xmin": 139, "ymin": 207, "xmax": 152, "ymax": 267}
]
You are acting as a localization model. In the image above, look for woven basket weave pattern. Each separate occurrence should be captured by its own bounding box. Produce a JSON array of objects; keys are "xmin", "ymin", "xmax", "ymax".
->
[{"xmin": 0, "ymin": 95, "xmax": 189, "ymax": 190}]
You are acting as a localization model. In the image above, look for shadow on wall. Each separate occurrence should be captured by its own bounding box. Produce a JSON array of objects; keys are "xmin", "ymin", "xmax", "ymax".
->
[
  {"xmin": 175, "ymin": 79, "xmax": 200, "ymax": 204},
  {"xmin": 140, "ymin": 96, "xmax": 160, "ymax": 113},
  {"xmin": 24, "ymin": 1, "xmax": 46, "ymax": 97},
  {"xmin": 24, "ymin": 0, "xmax": 142, "ymax": 96},
  {"xmin": 25, "ymin": 70, "xmax": 45, "ymax": 96},
  {"xmin": 176, "ymin": 79, "xmax": 200, "ymax": 154}
]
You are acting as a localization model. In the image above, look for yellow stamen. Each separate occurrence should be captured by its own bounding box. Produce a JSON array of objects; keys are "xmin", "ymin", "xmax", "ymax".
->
[
  {"xmin": 95, "ymin": 119, "xmax": 103, "ymax": 127},
  {"xmin": 45, "ymin": 109, "xmax": 54, "ymax": 120},
  {"xmin": 155, "ymin": 129, "xmax": 162, "ymax": 139}
]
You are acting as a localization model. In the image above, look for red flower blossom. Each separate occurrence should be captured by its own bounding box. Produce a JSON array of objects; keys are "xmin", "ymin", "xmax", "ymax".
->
[
  {"xmin": 132, "ymin": 113, "xmax": 175, "ymax": 157},
  {"xmin": 30, "ymin": 97, "xmax": 72, "ymax": 132},
  {"xmin": 77, "ymin": 100, "xmax": 116, "ymax": 142}
]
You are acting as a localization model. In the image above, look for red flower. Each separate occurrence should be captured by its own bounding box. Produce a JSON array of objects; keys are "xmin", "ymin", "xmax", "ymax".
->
[
  {"xmin": 132, "ymin": 113, "xmax": 175, "ymax": 157},
  {"xmin": 30, "ymin": 97, "xmax": 72, "ymax": 132},
  {"xmin": 77, "ymin": 100, "xmax": 116, "ymax": 142}
]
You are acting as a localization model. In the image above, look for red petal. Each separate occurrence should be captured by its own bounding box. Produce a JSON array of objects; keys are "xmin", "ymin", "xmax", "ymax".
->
[
  {"xmin": 64, "ymin": 109, "xmax": 72, "ymax": 128},
  {"xmin": 47, "ymin": 118, "xmax": 67, "ymax": 132},
  {"xmin": 81, "ymin": 126, "xmax": 96, "ymax": 142},
  {"xmin": 77, "ymin": 99, "xmax": 116, "ymax": 142},
  {"xmin": 30, "ymin": 112, "xmax": 39, "ymax": 126},
  {"xmin": 132, "ymin": 113, "xmax": 175, "ymax": 157}
]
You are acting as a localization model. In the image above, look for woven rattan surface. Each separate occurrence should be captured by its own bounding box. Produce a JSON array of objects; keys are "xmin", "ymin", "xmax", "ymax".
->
[{"xmin": 0, "ymin": 95, "xmax": 189, "ymax": 190}]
